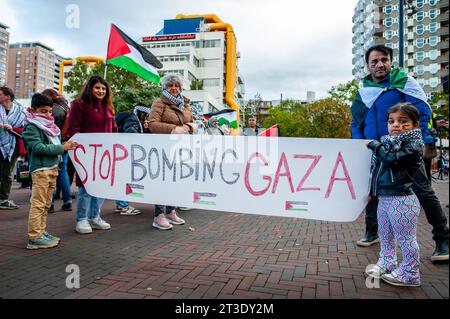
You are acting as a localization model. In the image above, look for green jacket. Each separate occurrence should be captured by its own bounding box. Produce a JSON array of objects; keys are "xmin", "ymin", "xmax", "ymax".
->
[{"xmin": 22, "ymin": 124, "xmax": 64, "ymax": 173}]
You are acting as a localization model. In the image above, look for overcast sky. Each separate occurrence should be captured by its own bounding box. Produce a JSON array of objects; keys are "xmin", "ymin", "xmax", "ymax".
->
[{"xmin": 1, "ymin": 0, "xmax": 359, "ymax": 101}]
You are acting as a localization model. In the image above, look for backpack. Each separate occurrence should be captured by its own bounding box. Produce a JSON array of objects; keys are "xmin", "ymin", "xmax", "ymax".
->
[{"xmin": 115, "ymin": 111, "xmax": 133, "ymax": 133}]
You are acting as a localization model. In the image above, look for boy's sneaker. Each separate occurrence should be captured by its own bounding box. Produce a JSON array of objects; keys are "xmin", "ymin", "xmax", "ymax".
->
[
  {"xmin": 120, "ymin": 206, "xmax": 142, "ymax": 216},
  {"xmin": 152, "ymin": 214, "xmax": 173, "ymax": 230},
  {"xmin": 27, "ymin": 234, "xmax": 59, "ymax": 250},
  {"xmin": 381, "ymin": 273, "xmax": 421, "ymax": 287},
  {"xmin": 178, "ymin": 207, "xmax": 192, "ymax": 211},
  {"xmin": 89, "ymin": 217, "xmax": 111, "ymax": 230},
  {"xmin": 61, "ymin": 202, "xmax": 72, "ymax": 211},
  {"xmin": 76, "ymin": 220, "xmax": 93, "ymax": 234},
  {"xmin": 364, "ymin": 264, "xmax": 388, "ymax": 279},
  {"xmin": 43, "ymin": 231, "xmax": 60, "ymax": 242},
  {"xmin": 166, "ymin": 210, "xmax": 185, "ymax": 225},
  {"xmin": 0, "ymin": 200, "xmax": 19, "ymax": 210}
]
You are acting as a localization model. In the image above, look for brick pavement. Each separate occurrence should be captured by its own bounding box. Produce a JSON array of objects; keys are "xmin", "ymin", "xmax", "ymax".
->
[{"xmin": 0, "ymin": 181, "xmax": 448, "ymax": 299}]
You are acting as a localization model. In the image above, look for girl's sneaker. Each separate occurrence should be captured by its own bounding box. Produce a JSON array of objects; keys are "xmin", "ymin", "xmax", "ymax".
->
[
  {"xmin": 381, "ymin": 273, "xmax": 421, "ymax": 287},
  {"xmin": 27, "ymin": 234, "xmax": 59, "ymax": 250},
  {"xmin": 119, "ymin": 206, "xmax": 142, "ymax": 216},
  {"xmin": 152, "ymin": 214, "xmax": 173, "ymax": 230},
  {"xmin": 166, "ymin": 210, "xmax": 185, "ymax": 225}
]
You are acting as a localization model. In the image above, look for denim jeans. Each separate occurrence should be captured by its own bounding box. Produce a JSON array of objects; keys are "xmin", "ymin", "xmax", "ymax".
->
[
  {"xmin": 115, "ymin": 200, "xmax": 129, "ymax": 208},
  {"xmin": 53, "ymin": 153, "xmax": 72, "ymax": 204},
  {"xmin": 365, "ymin": 164, "xmax": 449, "ymax": 242},
  {"xmin": 154, "ymin": 205, "xmax": 175, "ymax": 217},
  {"xmin": 76, "ymin": 186, "xmax": 104, "ymax": 222}
]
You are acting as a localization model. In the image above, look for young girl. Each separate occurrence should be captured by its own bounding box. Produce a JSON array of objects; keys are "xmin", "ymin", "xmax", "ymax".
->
[{"xmin": 365, "ymin": 102, "xmax": 424, "ymax": 287}]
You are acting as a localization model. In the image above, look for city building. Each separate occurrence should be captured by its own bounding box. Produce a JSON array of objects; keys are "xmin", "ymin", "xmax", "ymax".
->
[
  {"xmin": 352, "ymin": 0, "xmax": 449, "ymax": 98},
  {"xmin": 141, "ymin": 16, "xmax": 245, "ymax": 115},
  {"xmin": 7, "ymin": 42, "xmax": 60, "ymax": 99},
  {"xmin": 0, "ymin": 22, "xmax": 9, "ymax": 86}
]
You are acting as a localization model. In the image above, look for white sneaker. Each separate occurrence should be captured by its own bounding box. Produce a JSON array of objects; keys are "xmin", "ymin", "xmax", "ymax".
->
[
  {"xmin": 76, "ymin": 220, "xmax": 93, "ymax": 234},
  {"xmin": 89, "ymin": 217, "xmax": 111, "ymax": 230}
]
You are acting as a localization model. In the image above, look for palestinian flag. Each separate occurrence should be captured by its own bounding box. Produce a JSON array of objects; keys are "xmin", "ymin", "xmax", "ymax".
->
[
  {"xmin": 106, "ymin": 24, "xmax": 163, "ymax": 85},
  {"xmin": 258, "ymin": 124, "xmax": 279, "ymax": 137},
  {"xmin": 126, "ymin": 183, "xmax": 144, "ymax": 198},
  {"xmin": 285, "ymin": 201, "xmax": 309, "ymax": 212},
  {"xmin": 203, "ymin": 109, "xmax": 238, "ymax": 129}
]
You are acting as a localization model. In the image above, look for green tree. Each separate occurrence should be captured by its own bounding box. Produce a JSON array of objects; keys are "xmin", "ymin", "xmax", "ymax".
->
[
  {"xmin": 329, "ymin": 80, "xmax": 359, "ymax": 106},
  {"xmin": 65, "ymin": 61, "xmax": 161, "ymax": 113},
  {"xmin": 262, "ymin": 98, "xmax": 351, "ymax": 138}
]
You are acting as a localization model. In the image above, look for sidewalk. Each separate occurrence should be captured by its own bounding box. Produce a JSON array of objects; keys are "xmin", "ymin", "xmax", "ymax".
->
[{"xmin": 0, "ymin": 181, "xmax": 448, "ymax": 299}]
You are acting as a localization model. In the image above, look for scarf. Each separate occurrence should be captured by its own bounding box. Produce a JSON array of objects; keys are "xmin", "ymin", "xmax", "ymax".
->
[
  {"xmin": 24, "ymin": 109, "xmax": 61, "ymax": 145},
  {"xmin": 162, "ymin": 90, "xmax": 185, "ymax": 111},
  {"xmin": 0, "ymin": 101, "xmax": 26, "ymax": 160},
  {"xmin": 133, "ymin": 105, "xmax": 150, "ymax": 133},
  {"xmin": 380, "ymin": 128, "xmax": 424, "ymax": 152}
]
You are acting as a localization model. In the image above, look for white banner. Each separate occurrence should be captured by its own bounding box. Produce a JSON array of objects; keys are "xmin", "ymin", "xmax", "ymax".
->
[{"xmin": 68, "ymin": 133, "xmax": 372, "ymax": 222}]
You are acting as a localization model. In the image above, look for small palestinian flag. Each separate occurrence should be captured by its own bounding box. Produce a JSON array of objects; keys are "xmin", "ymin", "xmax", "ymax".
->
[
  {"xmin": 285, "ymin": 201, "xmax": 309, "ymax": 212},
  {"xmin": 258, "ymin": 124, "xmax": 279, "ymax": 137},
  {"xmin": 203, "ymin": 109, "xmax": 238, "ymax": 129},
  {"xmin": 126, "ymin": 183, "xmax": 144, "ymax": 198},
  {"xmin": 106, "ymin": 24, "xmax": 163, "ymax": 85},
  {"xmin": 193, "ymin": 192, "xmax": 217, "ymax": 206}
]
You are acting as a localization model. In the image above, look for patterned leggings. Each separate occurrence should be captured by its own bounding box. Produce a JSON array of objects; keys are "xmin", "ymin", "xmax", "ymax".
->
[{"xmin": 376, "ymin": 195, "xmax": 421, "ymax": 285}]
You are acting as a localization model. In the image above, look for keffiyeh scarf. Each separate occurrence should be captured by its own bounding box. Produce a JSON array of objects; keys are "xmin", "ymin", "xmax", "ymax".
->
[
  {"xmin": 162, "ymin": 90, "xmax": 185, "ymax": 111},
  {"xmin": 24, "ymin": 109, "xmax": 61, "ymax": 145},
  {"xmin": 0, "ymin": 102, "xmax": 26, "ymax": 160}
]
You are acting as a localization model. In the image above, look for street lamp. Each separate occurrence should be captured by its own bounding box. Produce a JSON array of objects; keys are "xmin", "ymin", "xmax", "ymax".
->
[{"xmin": 398, "ymin": 0, "xmax": 417, "ymax": 68}]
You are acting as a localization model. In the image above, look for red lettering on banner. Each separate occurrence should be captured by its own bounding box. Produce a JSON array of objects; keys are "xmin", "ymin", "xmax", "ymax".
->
[
  {"xmin": 89, "ymin": 144, "xmax": 103, "ymax": 181},
  {"xmin": 99, "ymin": 150, "xmax": 111, "ymax": 180},
  {"xmin": 294, "ymin": 155, "xmax": 322, "ymax": 192},
  {"xmin": 245, "ymin": 152, "xmax": 272, "ymax": 196},
  {"xmin": 325, "ymin": 152, "xmax": 356, "ymax": 200},
  {"xmin": 73, "ymin": 144, "xmax": 88, "ymax": 185},
  {"xmin": 111, "ymin": 144, "xmax": 128, "ymax": 186},
  {"xmin": 272, "ymin": 152, "xmax": 295, "ymax": 194}
]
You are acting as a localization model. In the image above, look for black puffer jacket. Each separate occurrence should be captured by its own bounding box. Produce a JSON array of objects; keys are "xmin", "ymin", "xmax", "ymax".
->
[
  {"xmin": 116, "ymin": 112, "xmax": 143, "ymax": 133},
  {"xmin": 368, "ymin": 128, "xmax": 424, "ymax": 196}
]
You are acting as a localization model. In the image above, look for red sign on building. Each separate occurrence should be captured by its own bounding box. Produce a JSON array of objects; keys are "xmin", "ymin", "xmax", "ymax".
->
[{"xmin": 142, "ymin": 34, "xmax": 196, "ymax": 42}]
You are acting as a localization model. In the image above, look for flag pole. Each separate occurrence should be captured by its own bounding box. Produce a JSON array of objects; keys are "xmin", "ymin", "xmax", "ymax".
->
[{"xmin": 103, "ymin": 62, "xmax": 108, "ymax": 80}]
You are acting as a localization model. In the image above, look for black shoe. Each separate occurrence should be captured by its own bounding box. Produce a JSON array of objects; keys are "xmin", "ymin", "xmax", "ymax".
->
[
  {"xmin": 61, "ymin": 202, "xmax": 72, "ymax": 211},
  {"xmin": 431, "ymin": 240, "xmax": 449, "ymax": 262},
  {"xmin": 48, "ymin": 204, "xmax": 55, "ymax": 214},
  {"xmin": 356, "ymin": 233, "xmax": 379, "ymax": 247}
]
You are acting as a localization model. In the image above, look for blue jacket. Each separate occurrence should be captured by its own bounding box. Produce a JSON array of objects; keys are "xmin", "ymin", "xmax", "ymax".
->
[{"xmin": 351, "ymin": 73, "xmax": 435, "ymax": 144}]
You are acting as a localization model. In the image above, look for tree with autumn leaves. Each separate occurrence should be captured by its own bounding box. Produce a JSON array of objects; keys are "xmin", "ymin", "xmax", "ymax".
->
[{"xmin": 64, "ymin": 61, "xmax": 160, "ymax": 113}]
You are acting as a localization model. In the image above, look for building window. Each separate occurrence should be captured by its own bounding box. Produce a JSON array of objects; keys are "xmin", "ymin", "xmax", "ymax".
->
[
  {"xmin": 416, "ymin": 0, "xmax": 424, "ymax": 8},
  {"xmin": 416, "ymin": 24, "xmax": 424, "ymax": 35},
  {"xmin": 385, "ymin": 17, "xmax": 393, "ymax": 27},
  {"xmin": 416, "ymin": 65, "xmax": 424, "ymax": 75},
  {"xmin": 429, "ymin": 50, "xmax": 439, "ymax": 60},
  {"xmin": 429, "ymin": 0, "xmax": 437, "ymax": 5},
  {"xmin": 429, "ymin": 22, "xmax": 438, "ymax": 33},
  {"xmin": 416, "ymin": 11, "xmax": 424, "ymax": 21},
  {"xmin": 385, "ymin": 5, "xmax": 393, "ymax": 14},
  {"xmin": 416, "ymin": 51, "xmax": 425, "ymax": 61},
  {"xmin": 429, "ymin": 64, "xmax": 439, "ymax": 74},
  {"xmin": 429, "ymin": 9, "xmax": 439, "ymax": 19},
  {"xmin": 429, "ymin": 77, "xmax": 439, "ymax": 88},
  {"xmin": 416, "ymin": 38, "xmax": 425, "ymax": 48},
  {"xmin": 0, "ymin": 62, "xmax": 6, "ymax": 68},
  {"xmin": 203, "ymin": 78, "xmax": 220, "ymax": 87},
  {"xmin": 385, "ymin": 30, "xmax": 394, "ymax": 40},
  {"xmin": 429, "ymin": 36, "xmax": 439, "ymax": 46}
]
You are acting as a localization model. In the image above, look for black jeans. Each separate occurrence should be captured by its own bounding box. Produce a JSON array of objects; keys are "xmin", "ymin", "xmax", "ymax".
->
[
  {"xmin": 0, "ymin": 144, "xmax": 19, "ymax": 201},
  {"xmin": 365, "ymin": 165, "xmax": 449, "ymax": 242}
]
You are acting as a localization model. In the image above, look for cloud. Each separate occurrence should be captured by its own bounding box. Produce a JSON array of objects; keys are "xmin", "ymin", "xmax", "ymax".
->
[{"xmin": 3, "ymin": 0, "xmax": 359, "ymax": 101}]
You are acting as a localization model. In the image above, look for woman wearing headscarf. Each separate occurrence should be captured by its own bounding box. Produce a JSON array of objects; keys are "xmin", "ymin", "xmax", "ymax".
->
[{"xmin": 148, "ymin": 74, "xmax": 194, "ymax": 230}]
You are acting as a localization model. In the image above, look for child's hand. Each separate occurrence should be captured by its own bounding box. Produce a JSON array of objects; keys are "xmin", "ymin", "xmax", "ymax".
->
[{"xmin": 63, "ymin": 141, "xmax": 78, "ymax": 151}]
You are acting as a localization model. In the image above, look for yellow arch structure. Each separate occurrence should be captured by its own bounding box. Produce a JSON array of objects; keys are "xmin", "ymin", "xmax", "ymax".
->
[
  {"xmin": 58, "ymin": 56, "xmax": 105, "ymax": 94},
  {"xmin": 176, "ymin": 14, "xmax": 240, "ymax": 129}
]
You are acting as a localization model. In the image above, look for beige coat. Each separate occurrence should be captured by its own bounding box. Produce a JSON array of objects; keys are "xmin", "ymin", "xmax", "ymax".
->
[{"xmin": 148, "ymin": 96, "xmax": 194, "ymax": 134}]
